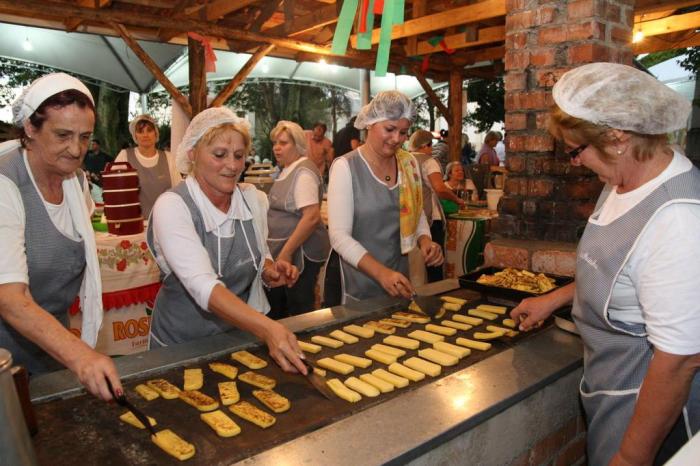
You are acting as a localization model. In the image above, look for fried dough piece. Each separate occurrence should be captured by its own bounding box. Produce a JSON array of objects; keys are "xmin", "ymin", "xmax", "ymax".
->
[
  {"xmin": 343, "ymin": 324, "xmax": 375, "ymax": 338},
  {"xmin": 134, "ymin": 383, "xmax": 159, "ymax": 401},
  {"xmin": 371, "ymin": 343, "xmax": 406, "ymax": 358},
  {"xmin": 344, "ymin": 376, "xmax": 380, "ymax": 397},
  {"xmin": 474, "ymin": 330, "xmax": 507, "ymax": 340},
  {"xmin": 441, "ymin": 320, "xmax": 472, "ymax": 331},
  {"xmin": 179, "ymin": 390, "xmax": 219, "ymax": 412},
  {"xmin": 452, "ymin": 314, "xmax": 483, "ymax": 326},
  {"xmin": 372, "ymin": 368, "xmax": 409, "ymax": 388},
  {"xmin": 425, "ymin": 324, "xmax": 457, "ymax": 336},
  {"xmin": 334, "ymin": 353, "xmax": 373, "ymax": 368},
  {"xmin": 477, "ymin": 304, "xmax": 507, "ymax": 315},
  {"xmin": 200, "ymin": 410, "xmax": 241, "ymax": 437},
  {"xmin": 440, "ymin": 296, "xmax": 467, "ymax": 305},
  {"xmin": 363, "ymin": 321, "xmax": 396, "ymax": 335},
  {"xmin": 183, "ymin": 368, "xmax": 203, "ymax": 391},
  {"xmin": 379, "ymin": 318, "xmax": 412, "ymax": 328},
  {"xmin": 326, "ymin": 378, "xmax": 361, "ymax": 403},
  {"xmin": 229, "ymin": 401, "xmax": 276, "ymax": 428},
  {"xmin": 298, "ymin": 340, "xmax": 323, "ymax": 353},
  {"xmin": 383, "ymin": 335, "xmax": 420, "ymax": 350},
  {"xmin": 152, "ymin": 429, "xmax": 195, "ymax": 461},
  {"xmin": 253, "ymin": 389, "xmax": 291, "ymax": 413},
  {"xmin": 146, "ymin": 379, "xmax": 181, "ymax": 400},
  {"xmin": 468, "ymin": 309, "xmax": 498, "ymax": 320},
  {"xmin": 330, "ymin": 329, "xmax": 359, "ymax": 344},
  {"xmin": 231, "ymin": 350, "xmax": 267, "ymax": 369},
  {"xmin": 486, "ymin": 325, "xmax": 519, "ymax": 337},
  {"xmin": 209, "ymin": 362, "xmax": 238, "ymax": 380},
  {"xmin": 317, "ymin": 357, "xmax": 354, "ymax": 375},
  {"xmin": 403, "ymin": 357, "xmax": 442, "ymax": 377},
  {"xmin": 407, "ymin": 330, "xmax": 444, "ymax": 344},
  {"xmin": 119, "ymin": 411, "xmax": 156, "ymax": 429},
  {"xmin": 311, "ymin": 335, "xmax": 344, "ymax": 348},
  {"xmin": 392, "ymin": 312, "xmax": 430, "ymax": 324},
  {"xmin": 359, "ymin": 373, "xmax": 394, "ymax": 393},
  {"xmin": 417, "ymin": 348, "xmax": 459, "ymax": 367},
  {"xmin": 388, "ymin": 362, "xmax": 425, "ymax": 382},
  {"xmin": 433, "ymin": 341, "xmax": 471, "ymax": 359},
  {"xmin": 455, "ymin": 337, "xmax": 492, "ymax": 351},
  {"xmin": 502, "ymin": 318, "xmax": 517, "ymax": 329},
  {"xmin": 238, "ymin": 371, "xmax": 276, "ymax": 389},
  {"xmin": 218, "ymin": 381, "xmax": 240, "ymax": 406},
  {"xmin": 364, "ymin": 349, "xmax": 397, "ymax": 365},
  {"xmin": 441, "ymin": 302, "xmax": 462, "ymax": 312}
]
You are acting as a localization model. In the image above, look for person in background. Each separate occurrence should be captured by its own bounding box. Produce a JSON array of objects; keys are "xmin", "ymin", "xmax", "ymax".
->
[
  {"xmin": 0, "ymin": 73, "xmax": 121, "ymax": 400},
  {"xmin": 409, "ymin": 129, "xmax": 464, "ymax": 282},
  {"xmin": 460, "ymin": 133, "xmax": 476, "ymax": 166},
  {"xmin": 266, "ymin": 121, "xmax": 329, "ymax": 317},
  {"xmin": 148, "ymin": 107, "xmax": 306, "ymax": 373},
  {"xmin": 444, "ymin": 161, "xmax": 478, "ymax": 201},
  {"xmin": 327, "ymin": 91, "xmax": 443, "ymax": 304},
  {"xmin": 432, "ymin": 129, "xmax": 449, "ymax": 171},
  {"xmin": 511, "ymin": 62, "xmax": 700, "ymax": 465},
  {"xmin": 333, "ymin": 116, "xmax": 361, "ymax": 158},
  {"xmin": 305, "ymin": 122, "xmax": 334, "ymax": 177},
  {"xmin": 115, "ymin": 114, "xmax": 182, "ymax": 218},
  {"xmin": 478, "ymin": 130, "xmax": 500, "ymax": 166},
  {"xmin": 495, "ymin": 131, "xmax": 506, "ymax": 165},
  {"xmin": 83, "ymin": 139, "xmax": 111, "ymax": 187}
]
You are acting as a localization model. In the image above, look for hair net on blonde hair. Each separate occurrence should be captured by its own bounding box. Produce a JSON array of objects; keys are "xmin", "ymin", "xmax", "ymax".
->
[
  {"xmin": 552, "ymin": 62, "xmax": 691, "ymax": 135},
  {"xmin": 354, "ymin": 90, "xmax": 416, "ymax": 129},
  {"xmin": 12, "ymin": 73, "xmax": 94, "ymax": 126},
  {"xmin": 271, "ymin": 120, "xmax": 307, "ymax": 156},
  {"xmin": 408, "ymin": 129, "xmax": 433, "ymax": 151},
  {"xmin": 176, "ymin": 107, "xmax": 251, "ymax": 174}
]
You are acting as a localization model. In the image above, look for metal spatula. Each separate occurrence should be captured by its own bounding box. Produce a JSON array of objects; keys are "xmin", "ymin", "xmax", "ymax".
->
[
  {"xmin": 409, "ymin": 293, "xmax": 445, "ymax": 319},
  {"xmin": 301, "ymin": 360, "xmax": 335, "ymax": 400},
  {"xmin": 106, "ymin": 378, "xmax": 157, "ymax": 438}
]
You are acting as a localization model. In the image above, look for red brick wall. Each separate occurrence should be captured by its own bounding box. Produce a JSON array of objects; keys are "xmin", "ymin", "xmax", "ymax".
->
[{"xmin": 497, "ymin": 0, "xmax": 634, "ymax": 242}]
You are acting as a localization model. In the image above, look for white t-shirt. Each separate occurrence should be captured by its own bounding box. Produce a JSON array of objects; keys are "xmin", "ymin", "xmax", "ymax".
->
[
  {"xmin": 276, "ymin": 157, "xmax": 321, "ymax": 209},
  {"xmin": 115, "ymin": 148, "xmax": 182, "ymax": 188},
  {"xmin": 420, "ymin": 157, "xmax": 443, "ymax": 222},
  {"xmin": 495, "ymin": 141, "xmax": 506, "ymax": 164},
  {"xmin": 328, "ymin": 151, "xmax": 431, "ymax": 267},
  {"xmin": 590, "ymin": 151, "xmax": 700, "ymax": 355},
  {"xmin": 0, "ymin": 152, "xmax": 94, "ymax": 285},
  {"xmin": 151, "ymin": 177, "xmax": 272, "ymax": 310}
]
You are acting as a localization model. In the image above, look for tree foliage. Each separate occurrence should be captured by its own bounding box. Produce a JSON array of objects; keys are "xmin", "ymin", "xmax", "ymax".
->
[
  {"xmin": 678, "ymin": 47, "xmax": 700, "ymax": 77},
  {"xmin": 464, "ymin": 77, "xmax": 505, "ymax": 132}
]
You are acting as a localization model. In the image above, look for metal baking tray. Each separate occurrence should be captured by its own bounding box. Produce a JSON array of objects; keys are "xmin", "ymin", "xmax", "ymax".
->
[{"xmin": 458, "ymin": 266, "xmax": 574, "ymax": 302}]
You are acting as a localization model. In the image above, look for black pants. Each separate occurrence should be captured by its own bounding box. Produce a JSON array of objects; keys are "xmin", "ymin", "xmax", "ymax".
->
[
  {"xmin": 266, "ymin": 259, "xmax": 322, "ymax": 319},
  {"xmin": 426, "ymin": 220, "xmax": 445, "ymax": 282}
]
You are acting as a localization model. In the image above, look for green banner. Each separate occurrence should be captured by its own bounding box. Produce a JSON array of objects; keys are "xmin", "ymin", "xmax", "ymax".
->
[
  {"xmin": 355, "ymin": 0, "xmax": 375, "ymax": 50},
  {"xmin": 374, "ymin": 0, "xmax": 394, "ymax": 76},
  {"xmin": 331, "ymin": 0, "xmax": 360, "ymax": 55}
]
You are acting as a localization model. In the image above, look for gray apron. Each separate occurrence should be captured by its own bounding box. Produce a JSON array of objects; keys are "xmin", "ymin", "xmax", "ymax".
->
[
  {"xmin": 573, "ymin": 168, "xmax": 700, "ymax": 465},
  {"xmin": 0, "ymin": 148, "xmax": 86, "ymax": 375},
  {"xmin": 339, "ymin": 150, "xmax": 408, "ymax": 304},
  {"xmin": 147, "ymin": 183, "xmax": 260, "ymax": 347},
  {"xmin": 412, "ymin": 151, "xmax": 437, "ymax": 224},
  {"xmin": 267, "ymin": 158, "xmax": 330, "ymax": 273},
  {"xmin": 126, "ymin": 147, "xmax": 172, "ymax": 219}
]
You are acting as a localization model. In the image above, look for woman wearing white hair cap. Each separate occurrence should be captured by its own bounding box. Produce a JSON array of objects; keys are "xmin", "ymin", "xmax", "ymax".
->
[
  {"xmin": 511, "ymin": 62, "xmax": 700, "ymax": 465},
  {"xmin": 147, "ymin": 107, "xmax": 307, "ymax": 374},
  {"xmin": 0, "ymin": 73, "xmax": 122, "ymax": 401},
  {"xmin": 325, "ymin": 90, "xmax": 443, "ymax": 305},
  {"xmin": 114, "ymin": 114, "xmax": 181, "ymax": 218}
]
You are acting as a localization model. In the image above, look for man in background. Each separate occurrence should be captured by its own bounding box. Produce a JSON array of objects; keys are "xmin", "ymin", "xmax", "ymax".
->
[
  {"xmin": 305, "ymin": 122, "xmax": 334, "ymax": 176},
  {"xmin": 83, "ymin": 139, "xmax": 111, "ymax": 186},
  {"xmin": 333, "ymin": 116, "xmax": 361, "ymax": 159}
]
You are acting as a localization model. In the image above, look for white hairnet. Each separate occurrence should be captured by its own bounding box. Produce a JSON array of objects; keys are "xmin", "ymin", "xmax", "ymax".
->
[
  {"xmin": 12, "ymin": 73, "xmax": 94, "ymax": 127},
  {"xmin": 176, "ymin": 106, "xmax": 251, "ymax": 174},
  {"xmin": 354, "ymin": 90, "xmax": 416, "ymax": 129},
  {"xmin": 129, "ymin": 114, "xmax": 159, "ymax": 143},
  {"xmin": 552, "ymin": 62, "xmax": 691, "ymax": 135},
  {"xmin": 271, "ymin": 120, "xmax": 307, "ymax": 156}
]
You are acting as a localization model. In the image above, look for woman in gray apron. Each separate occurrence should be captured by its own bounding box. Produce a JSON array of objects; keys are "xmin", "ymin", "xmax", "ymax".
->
[
  {"xmin": 511, "ymin": 63, "xmax": 700, "ymax": 465},
  {"xmin": 326, "ymin": 91, "xmax": 443, "ymax": 305},
  {"xmin": 0, "ymin": 73, "xmax": 121, "ymax": 400},
  {"xmin": 148, "ymin": 107, "xmax": 306, "ymax": 374},
  {"xmin": 114, "ymin": 114, "xmax": 181, "ymax": 218},
  {"xmin": 266, "ymin": 121, "xmax": 329, "ymax": 317}
]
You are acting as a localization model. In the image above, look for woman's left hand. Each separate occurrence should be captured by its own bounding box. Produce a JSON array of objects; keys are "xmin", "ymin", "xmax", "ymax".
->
[
  {"xmin": 262, "ymin": 260, "xmax": 299, "ymax": 288},
  {"xmin": 419, "ymin": 238, "xmax": 444, "ymax": 267}
]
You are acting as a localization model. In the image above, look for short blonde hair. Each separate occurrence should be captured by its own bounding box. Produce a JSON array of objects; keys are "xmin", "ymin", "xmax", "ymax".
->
[
  {"xmin": 408, "ymin": 129, "xmax": 433, "ymax": 151},
  {"xmin": 185, "ymin": 123, "xmax": 251, "ymax": 175},
  {"xmin": 270, "ymin": 120, "xmax": 307, "ymax": 155}
]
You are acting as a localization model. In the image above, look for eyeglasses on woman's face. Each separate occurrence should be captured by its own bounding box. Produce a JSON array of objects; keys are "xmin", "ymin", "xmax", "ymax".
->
[{"xmin": 565, "ymin": 144, "xmax": 588, "ymax": 159}]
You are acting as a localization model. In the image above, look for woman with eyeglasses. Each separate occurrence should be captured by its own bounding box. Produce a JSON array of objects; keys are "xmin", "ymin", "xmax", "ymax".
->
[{"xmin": 511, "ymin": 63, "xmax": 700, "ymax": 466}]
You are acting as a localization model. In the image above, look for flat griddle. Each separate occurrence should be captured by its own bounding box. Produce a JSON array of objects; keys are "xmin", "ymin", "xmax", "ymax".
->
[{"xmin": 31, "ymin": 291, "xmax": 548, "ymax": 465}]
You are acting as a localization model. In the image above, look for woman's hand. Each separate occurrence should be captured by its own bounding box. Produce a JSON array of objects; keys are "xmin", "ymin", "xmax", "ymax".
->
[
  {"xmin": 377, "ymin": 268, "xmax": 414, "ymax": 299},
  {"xmin": 510, "ymin": 296, "xmax": 555, "ymax": 331},
  {"xmin": 418, "ymin": 236, "xmax": 444, "ymax": 267},
  {"xmin": 262, "ymin": 259, "xmax": 299, "ymax": 288},
  {"xmin": 260, "ymin": 320, "xmax": 307, "ymax": 374},
  {"xmin": 70, "ymin": 348, "xmax": 123, "ymax": 402}
]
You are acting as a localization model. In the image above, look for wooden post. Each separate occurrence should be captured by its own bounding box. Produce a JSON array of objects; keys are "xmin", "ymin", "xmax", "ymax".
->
[
  {"xmin": 448, "ymin": 70, "xmax": 463, "ymax": 163},
  {"xmin": 188, "ymin": 36, "xmax": 207, "ymax": 117},
  {"xmin": 415, "ymin": 68, "xmax": 451, "ymax": 122},
  {"xmin": 210, "ymin": 44, "xmax": 275, "ymax": 108}
]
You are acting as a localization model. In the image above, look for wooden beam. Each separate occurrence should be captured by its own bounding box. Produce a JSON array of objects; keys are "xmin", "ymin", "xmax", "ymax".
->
[
  {"xmin": 349, "ymin": 0, "xmax": 506, "ymax": 47},
  {"xmin": 411, "ymin": 25, "xmax": 504, "ymax": 56},
  {"xmin": 109, "ymin": 21, "xmax": 193, "ymax": 117},
  {"xmin": 405, "ymin": 0, "xmax": 427, "ymax": 56},
  {"xmin": 264, "ymin": 3, "xmax": 337, "ymax": 37},
  {"xmin": 414, "ymin": 70, "xmax": 451, "ymax": 121},
  {"xmin": 77, "ymin": 0, "xmax": 111, "ymax": 7},
  {"xmin": 186, "ymin": 0, "xmax": 258, "ymax": 21},
  {"xmin": 211, "ymin": 44, "xmax": 275, "ymax": 107},
  {"xmin": 633, "ymin": 31, "xmax": 700, "ymax": 53},
  {"xmin": 453, "ymin": 45, "xmax": 505, "ymax": 66},
  {"xmin": 448, "ymin": 70, "xmax": 463, "ymax": 163},
  {"xmin": 0, "ymin": 0, "xmax": 371, "ymax": 60},
  {"xmin": 635, "ymin": 10, "xmax": 700, "ymax": 38},
  {"xmin": 634, "ymin": 0, "xmax": 700, "ymax": 15},
  {"xmin": 188, "ymin": 35, "xmax": 207, "ymax": 116},
  {"xmin": 118, "ymin": 0, "xmax": 175, "ymax": 7}
]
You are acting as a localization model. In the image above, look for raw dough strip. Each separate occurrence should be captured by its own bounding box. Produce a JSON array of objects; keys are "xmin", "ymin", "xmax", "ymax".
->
[
  {"xmin": 383, "ymin": 335, "xmax": 421, "ymax": 350},
  {"xmin": 365, "ymin": 349, "xmax": 397, "ymax": 365},
  {"xmin": 334, "ymin": 353, "xmax": 373, "ymax": 368},
  {"xmin": 298, "ymin": 340, "xmax": 322, "ymax": 353},
  {"xmin": 388, "ymin": 362, "xmax": 425, "ymax": 382},
  {"xmin": 327, "ymin": 378, "xmax": 361, "ymax": 403},
  {"xmin": 455, "ymin": 337, "xmax": 492, "ymax": 351},
  {"xmin": 330, "ymin": 329, "xmax": 359, "ymax": 344},
  {"xmin": 452, "ymin": 314, "xmax": 483, "ymax": 326},
  {"xmin": 441, "ymin": 320, "xmax": 472, "ymax": 331},
  {"xmin": 476, "ymin": 304, "xmax": 508, "ymax": 315},
  {"xmin": 433, "ymin": 341, "xmax": 471, "ymax": 359},
  {"xmin": 403, "ymin": 357, "xmax": 441, "ymax": 377},
  {"xmin": 407, "ymin": 330, "xmax": 444, "ymax": 344},
  {"xmin": 344, "ymin": 376, "xmax": 380, "ymax": 397},
  {"xmin": 371, "ymin": 343, "xmax": 406, "ymax": 358},
  {"xmin": 343, "ymin": 324, "xmax": 375, "ymax": 338},
  {"xmin": 372, "ymin": 368, "xmax": 410, "ymax": 388},
  {"xmin": 359, "ymin": 373, "xmax": 394, "ymax": 393},
  {"xmin": 317, "ymin": 357, "xmax": 354, "ymax": 375},
  {"xmin": 417, "ymin": 348, "xmax": 459, "ymax": 367},
  {"xmin": 311, "ymin": 335, "xmax": 344, "ymax": 349},
  {"xmin": 440, "ymin": 296, "xmax": 467, "ymax": 305},
  {"xmin": 468, "ymin": 309, "xmax": 498, "ymax": 320},
  {"xmin": 425, "ymin": 324, "xmax": 457, "ymax": 336}
]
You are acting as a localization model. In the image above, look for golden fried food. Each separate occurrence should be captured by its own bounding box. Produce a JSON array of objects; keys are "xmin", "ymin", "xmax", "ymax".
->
[
  {"xmin": 200, "ymin": 410, "xmax": 241, "ymax": 437},
  {"xmin": 146, "ymin": 379, "xmax": 181, "ymax": 399},
  {"xmin": 152, "ymin": 429, "xmax": 195, "ymax": 461},
  {"xmin": 238, "ymin": 371, "xmax": 276, "ymax": 389},
  {"xmin": 252, "ymin": 389, "xmax": 290, "ymax": 413},
  {"xmin": 231, "ymin": 350, "xmax": 267, "ymax": 369},
  {"xmin": 229, "ymin": 401, "xmax": 276, "ymax": 428},
  {"xmin": 178, "ymin": 390, "xmax": 219, "ymax": 412},
  {"xmin": 119, "ymin": 411, "xmax": 156, "ymax": 429},
  {"xmin": 476, "ymin": 268, "xmax": 556, "ymax": 294},
  {"xmin": 134, "ymin": 383, "xmax": 159, "ymax": 401}
]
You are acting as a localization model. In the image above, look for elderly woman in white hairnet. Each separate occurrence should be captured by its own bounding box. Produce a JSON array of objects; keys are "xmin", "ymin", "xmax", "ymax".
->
[
  {"xmin": 326, "ymin": 91, "xmax": 443, "ymax": 305},
  {"xmin": 114, "ymin": 114, "xmax": 182, "ymax": 218},
  {"xmin": 0, "ymin": 73, "xmax": 121, "ymax": 400},
  {"xmin": 511, "ymin": 63, "xmax": 700, "ymax": 466},
  {"xmin": 147, "ymin": 107, "xmax": 307, "ymax": 374}
]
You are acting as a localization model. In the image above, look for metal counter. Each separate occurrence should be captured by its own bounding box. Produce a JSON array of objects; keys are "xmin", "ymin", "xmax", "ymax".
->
[{"xmin": 29, "ymin": 284, "xmax": 583, "ymax": 465}]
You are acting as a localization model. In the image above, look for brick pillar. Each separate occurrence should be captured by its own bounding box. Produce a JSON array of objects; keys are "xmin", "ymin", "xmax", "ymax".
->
[{"xmin": 496, "ymin": 0, "xmax": 634, "ymax": 242}]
